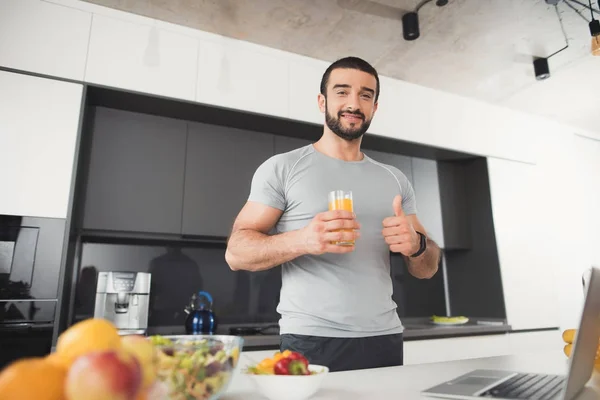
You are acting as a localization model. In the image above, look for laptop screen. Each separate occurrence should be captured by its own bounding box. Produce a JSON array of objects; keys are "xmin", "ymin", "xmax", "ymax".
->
[{"xmin": 562, "ymin": 266, "xmax": 600, "ymax": 400}]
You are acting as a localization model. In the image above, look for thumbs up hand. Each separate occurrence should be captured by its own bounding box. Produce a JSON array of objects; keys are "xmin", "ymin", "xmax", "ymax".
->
[{"xmin": 382, "ymin": 195, "xmax": 420, "ymax": 256}]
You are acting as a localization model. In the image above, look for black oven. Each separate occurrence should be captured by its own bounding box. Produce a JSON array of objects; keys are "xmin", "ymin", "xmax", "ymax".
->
[{"xmin": 0, "ymin": 214, "xmax": 66, "ymax": 368}]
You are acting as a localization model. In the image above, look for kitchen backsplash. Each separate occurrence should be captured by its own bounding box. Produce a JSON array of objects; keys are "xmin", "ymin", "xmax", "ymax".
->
[{"xmin": 73, "ymin": 241, "xmax": 447, "ymax": 330}]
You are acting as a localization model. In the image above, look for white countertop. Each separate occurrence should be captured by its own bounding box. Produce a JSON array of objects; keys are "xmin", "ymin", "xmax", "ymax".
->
[{"xmin": 221, "ymin": 350, "xmax": 600, "ymax": 400}]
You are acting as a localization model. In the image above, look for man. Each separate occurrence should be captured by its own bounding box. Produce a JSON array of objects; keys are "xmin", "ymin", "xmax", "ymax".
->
[{"xmin": 225, "ymin": 56, "xmax": 442, "ymax": 372}]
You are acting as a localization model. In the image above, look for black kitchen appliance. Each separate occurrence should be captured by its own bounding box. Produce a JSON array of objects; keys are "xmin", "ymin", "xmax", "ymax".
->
[{"xmin": 0, "ymin": 214, "xmax": 66, "ymax": 368}]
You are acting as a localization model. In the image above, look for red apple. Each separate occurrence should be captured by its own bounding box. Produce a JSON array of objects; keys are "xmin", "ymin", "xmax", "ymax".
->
[{"xmin": 65, "ymin": 350, "xmax": 142, "ymax": 400}]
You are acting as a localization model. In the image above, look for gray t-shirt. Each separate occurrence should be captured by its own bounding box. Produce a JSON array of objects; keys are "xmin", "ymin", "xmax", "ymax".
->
[{"xmin": 247, "ymin": 144, "xmax": 418, "ymax": 338}]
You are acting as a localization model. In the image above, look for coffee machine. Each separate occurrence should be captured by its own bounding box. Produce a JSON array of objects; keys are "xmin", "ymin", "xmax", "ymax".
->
[{"xmin": 93, "ymin": 272, "xmax": 151, "ymax": 335}]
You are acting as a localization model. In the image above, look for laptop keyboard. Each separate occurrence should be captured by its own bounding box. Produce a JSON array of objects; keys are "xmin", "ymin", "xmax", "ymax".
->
[{"xmin": 479, "ymin": 373, "xmax": 565, "ymax": 399}]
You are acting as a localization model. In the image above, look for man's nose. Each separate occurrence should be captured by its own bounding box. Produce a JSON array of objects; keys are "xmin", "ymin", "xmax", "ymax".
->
[{"xmin": 346, "ymin": 94, "xmax": 360, "ymax": 111}]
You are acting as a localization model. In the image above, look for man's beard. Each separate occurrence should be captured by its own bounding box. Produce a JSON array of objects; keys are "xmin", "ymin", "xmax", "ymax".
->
[{"xmin": 325, "ymin": 104, "xmax": 372, "ymax": 141}]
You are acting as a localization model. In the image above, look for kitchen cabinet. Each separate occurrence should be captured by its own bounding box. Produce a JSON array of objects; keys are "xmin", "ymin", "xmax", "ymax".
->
[
  {"xmin": 196, "ymin": 39, "xmax": 289, "ymax": 118},
  {"xmin": 83, "ymin": 107, "xmax": 187, "ymax": 234},
  {"xmin": 0, "ymin": 0, "xmax": 91, "ymax": 80},
  {"xmin": 274, "ymin": 135, "xmax": 313, "ymax": 154},
  {"xmin": 288, "ymin": 57, "xmax": 330, "ymax": 125},
  {"xmin": 0, "ymin": 71, "xmax": 83, "ymax": 219},
  {"xmin": 85, "ymin": 14, "xmax": 197, "ymax": 101},
  {"xmin": 181, "ymin": 123, "xmax": 275, "ymax": 238},
  {"xmin": 487, "ymin": 157, "xmax": 560, "ymax": 330},
  {"xmin": 411, "ymin": 158, "xmax": 445, "ymax": 247},
  {"xmin": 437, "ymin": 161, "xmax": 471, "ymax": 250}
]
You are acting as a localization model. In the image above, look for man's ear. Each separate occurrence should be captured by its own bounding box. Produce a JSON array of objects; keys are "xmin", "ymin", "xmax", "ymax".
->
[
  {"xmin": 318, "ymin": 93, "xmax": 326, "ymax": 114},
  {"xmin": 373, "ymin": 101, "xmax": 379, "ymax": 114}
]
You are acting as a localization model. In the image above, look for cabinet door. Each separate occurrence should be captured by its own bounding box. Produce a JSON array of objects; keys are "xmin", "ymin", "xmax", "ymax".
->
[
  {"xmin": 363, "ymin": 150, "xmax": 413, "ymax": 183},
  {"xmin": 182, "ymin": 123, "xmax": 274, "ymax": 237},
  {"xmin": 411, "ymin": 158, "xmax": 445, "ymax": 247},
  {"xmin": 274, "ymin": 135, "xmax": 313, "ymax": 154},
  {"xmin": 85, "ymin": 14, "xmax": 197, "ymax": 101},
  {"xmin": 487, "ymin": 157, "xmax": 560, "ymax": 330},
  {"xmin": 0, "ymin": 71, "xmax": 83, "ymax": 219},
  {"xmin": 0, "ymin": 0, "xmax": 91, "ymax": 80},
  {"xmin": 83, "ymin": 107, "xmax": 187, "ymax": 234}
]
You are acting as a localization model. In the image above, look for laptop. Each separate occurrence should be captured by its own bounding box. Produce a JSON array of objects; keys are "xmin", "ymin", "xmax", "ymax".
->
[{"xmin": 422, "ymin": 266, "xmax": 600, "ymax": 400}]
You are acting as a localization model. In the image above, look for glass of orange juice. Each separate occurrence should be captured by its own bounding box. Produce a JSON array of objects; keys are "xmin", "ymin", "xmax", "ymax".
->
[{"xmin": 328, "ymin": 190, "xmax": 354, "ymax": 246}]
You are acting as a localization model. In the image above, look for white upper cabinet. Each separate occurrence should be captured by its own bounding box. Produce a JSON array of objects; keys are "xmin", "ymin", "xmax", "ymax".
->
[
  {"xmin": 0, "ymin": 0, "xmax": 91, "ymax": 80},
  {"xmin": 288, "ymin": 57, "xmax": 330, "ymax": 125},
  {"xmin": 487, "ymin": 157, "xmax": 560, "ymax": 330},
  {"xmin": 0, "ymin": 71, "xmax": 83, "ymax": 219},
  {"xmin": 196, "ymin": 39, "xmax": 289, "ymax": 118},
  {"xmin": 85, "ymin": 14, "xmax": 198, "ymax": 101}
]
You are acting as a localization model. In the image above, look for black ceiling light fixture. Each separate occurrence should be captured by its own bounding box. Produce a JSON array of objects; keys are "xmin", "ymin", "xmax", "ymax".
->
[
  {"xmin": 563, "ymin": 0, "xmax": 600, "ymax": 55},
  {"xmin": 588, "ymin": 0, "xmax": 600, "ymax": 55},
  {"xmin": 534, "ymin": 1, "xmax": 570, "ymax": 80},
  {"xmin": 402, "ymin": 0, "xmax": 449, "ymax": 41}
]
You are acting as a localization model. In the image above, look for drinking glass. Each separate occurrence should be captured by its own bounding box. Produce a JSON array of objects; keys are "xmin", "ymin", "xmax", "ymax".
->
[{"xmin": 328, "ymin": 190, "xmax": 354, "ymax": 246}]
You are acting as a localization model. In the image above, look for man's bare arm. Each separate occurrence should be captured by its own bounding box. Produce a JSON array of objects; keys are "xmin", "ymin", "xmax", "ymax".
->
[
  {"xmin": 225, "ymin": 201, "xmax": 360, "ymax": 272},
  {"xmin": 405, "ymin": 215, "xmax": 442, "ymax": 279}
]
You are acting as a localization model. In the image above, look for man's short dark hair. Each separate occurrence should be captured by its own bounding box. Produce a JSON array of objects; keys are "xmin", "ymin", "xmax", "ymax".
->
[{"xmin": 320, "ymin": 56, "xmax": 380, "ymax": 102}]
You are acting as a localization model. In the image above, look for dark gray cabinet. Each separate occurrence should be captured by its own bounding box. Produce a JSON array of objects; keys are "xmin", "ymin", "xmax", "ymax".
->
[
  {"xmin": 274, "ymin": 135, "xmax": 313, "ymax": 154},
  {"xmin": 83, "ymin": 107, "xmax": 187, "ymax": 234},
  {"xmin": 438, "ymin": 161, "xmax": 471, "ymax": 249},
  {"xmin": 181, "ymin": 123, "xmax": 275, "ymax": 237},
  {"xmin": 411, "ymin": 158, "xmax": 445, "ymax": 248}
]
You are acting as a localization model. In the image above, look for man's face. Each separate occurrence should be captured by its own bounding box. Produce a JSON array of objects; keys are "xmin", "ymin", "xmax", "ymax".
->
[{"xmin": 319, "ymin": 68, "xmax": 378, "ymax": 141}]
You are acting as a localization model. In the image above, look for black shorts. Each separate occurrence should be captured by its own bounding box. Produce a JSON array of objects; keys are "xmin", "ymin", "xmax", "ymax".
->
[{"xmin": 280, "ymin": 332, "xmax": 404, "ymax": 372}]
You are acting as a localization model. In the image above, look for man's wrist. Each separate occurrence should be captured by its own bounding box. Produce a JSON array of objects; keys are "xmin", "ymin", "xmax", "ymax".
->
[{"xmin": 410, "ymin": 231, "xmax": 427, "ymax": 258}]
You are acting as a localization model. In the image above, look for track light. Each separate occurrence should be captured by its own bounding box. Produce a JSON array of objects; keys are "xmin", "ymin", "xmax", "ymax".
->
[
  {"xmin": 402, "ymin": 0, "xmax": 449, "ymax": 41},
  {"xmin": 402, "ymin": 12, "xmax": 420, "ymax": 40},
  {"xmin": 533, "ymin": 58, "xmax": 551, "ymax": 80},
  {"xmin": 591, "ymin": 19, "xmax": 600, "ymax": 56}
]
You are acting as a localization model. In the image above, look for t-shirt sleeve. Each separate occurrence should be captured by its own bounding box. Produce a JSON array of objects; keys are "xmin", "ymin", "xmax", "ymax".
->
[
  {"xmin": 247, "ymin": 156, "xmax": 286, "ymax": 211},
  {"xmin": 390, "ymin": 166, "xmax": 418, "ymax": 215},
  {"xmin": 401, "ymin": 178, "xmax": 418, "ymax": 215}
]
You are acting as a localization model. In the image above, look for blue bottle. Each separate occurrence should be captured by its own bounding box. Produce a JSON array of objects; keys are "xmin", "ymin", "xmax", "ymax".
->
[{"xmin": 184, "ymin": 291, "xmax": 218, "ymax": 334}]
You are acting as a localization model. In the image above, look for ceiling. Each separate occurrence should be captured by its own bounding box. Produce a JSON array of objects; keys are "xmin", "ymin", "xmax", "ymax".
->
[{"xmin": 82, "ymin": 0, "xmax": 600, "ymax": 135}]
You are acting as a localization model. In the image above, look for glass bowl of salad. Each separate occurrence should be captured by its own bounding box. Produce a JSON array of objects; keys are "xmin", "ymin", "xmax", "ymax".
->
[{"xmin": 149, "ymin": 334, "xmax": 244, "ymax": 400}]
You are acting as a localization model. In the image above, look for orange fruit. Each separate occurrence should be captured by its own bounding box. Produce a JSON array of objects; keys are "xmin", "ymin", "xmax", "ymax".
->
[
  {"xmin": 56, "ymin": 318, "xmax": 121, "ymax": 368},
  {"xmin": 0, "ymin": 357, "xmax": 67, "ymax": 400},
  {"xmin": 45, "ymin": 352, "xmax": 70, "ymax": 370}
]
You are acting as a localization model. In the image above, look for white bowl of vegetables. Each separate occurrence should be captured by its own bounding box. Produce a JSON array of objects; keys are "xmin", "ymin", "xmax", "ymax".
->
[{"xmin": 244, "ymin": 350, "xmax": 329, "ymax": 400}]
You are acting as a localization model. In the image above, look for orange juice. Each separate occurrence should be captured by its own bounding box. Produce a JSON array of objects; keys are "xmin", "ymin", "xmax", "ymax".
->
[{"xmin": 328, "ymin": 190, "xmax": 354, "ymax": 246}]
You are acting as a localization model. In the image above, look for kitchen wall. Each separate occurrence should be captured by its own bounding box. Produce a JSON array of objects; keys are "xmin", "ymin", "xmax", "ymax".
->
[{"xmin": 1, "ymin": 0, "xmax": 600, "ymax": 339}]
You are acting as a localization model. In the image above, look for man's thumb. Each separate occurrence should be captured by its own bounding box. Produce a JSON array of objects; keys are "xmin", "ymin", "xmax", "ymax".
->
[{"xmin": 393, "ymin": 194, "xmax": 404, "ymax": 217}]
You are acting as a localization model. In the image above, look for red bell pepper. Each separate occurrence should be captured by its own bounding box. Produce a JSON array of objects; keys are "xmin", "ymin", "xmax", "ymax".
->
[{"xmin": 274, "ymin": 356, "xmax": 310, "ymax": 375}]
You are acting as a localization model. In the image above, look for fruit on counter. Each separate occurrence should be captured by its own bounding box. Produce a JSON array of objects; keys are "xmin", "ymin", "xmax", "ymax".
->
[
  {"xmin": 562, "ymin": 329, "xmax": 576, "ymax": 344},
  {"xmin": 0, "ymin": 357, "xmax": 67, "ymax": 400},
  {"xmin": 274, "ymin": 357, "xmax": 310, "ymax": 375},
  {"xmin": 247, "ymin": 350, "xmax": 315, "ymax": 375},
  {"xmin": 55, "ymin": 317, "xmax": 122, "ymax": 368},
  {"xmin": 0, "ymin": 318, "xmax": 154, "ymax": 400},
  {"xmin": 564, "ymin": 343, "xmax": 572, "ymax": 358},
  {"xmin": 561, "ymin": 328, "xmax": 600, "ymax": 364},
  {"xmin": 431, "ymin": 315, "xmax": 469, "ymax": 324},
  {"xmin": 121, "ymin": 335, "xmax": 159, "ymax": 390},
  {"xmin": 65, "ymin": 350, "xmax": 142, "ymax": 400}
]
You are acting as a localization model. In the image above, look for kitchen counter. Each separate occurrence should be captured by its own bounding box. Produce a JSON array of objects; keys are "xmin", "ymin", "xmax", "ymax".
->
[
  {"xmin": 223, "ymin": 350, "xmax": 600, "ymax": 399},
  {"xmin": 147, "ymin": 317, "xmax": 514, "ymax": 350}
]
